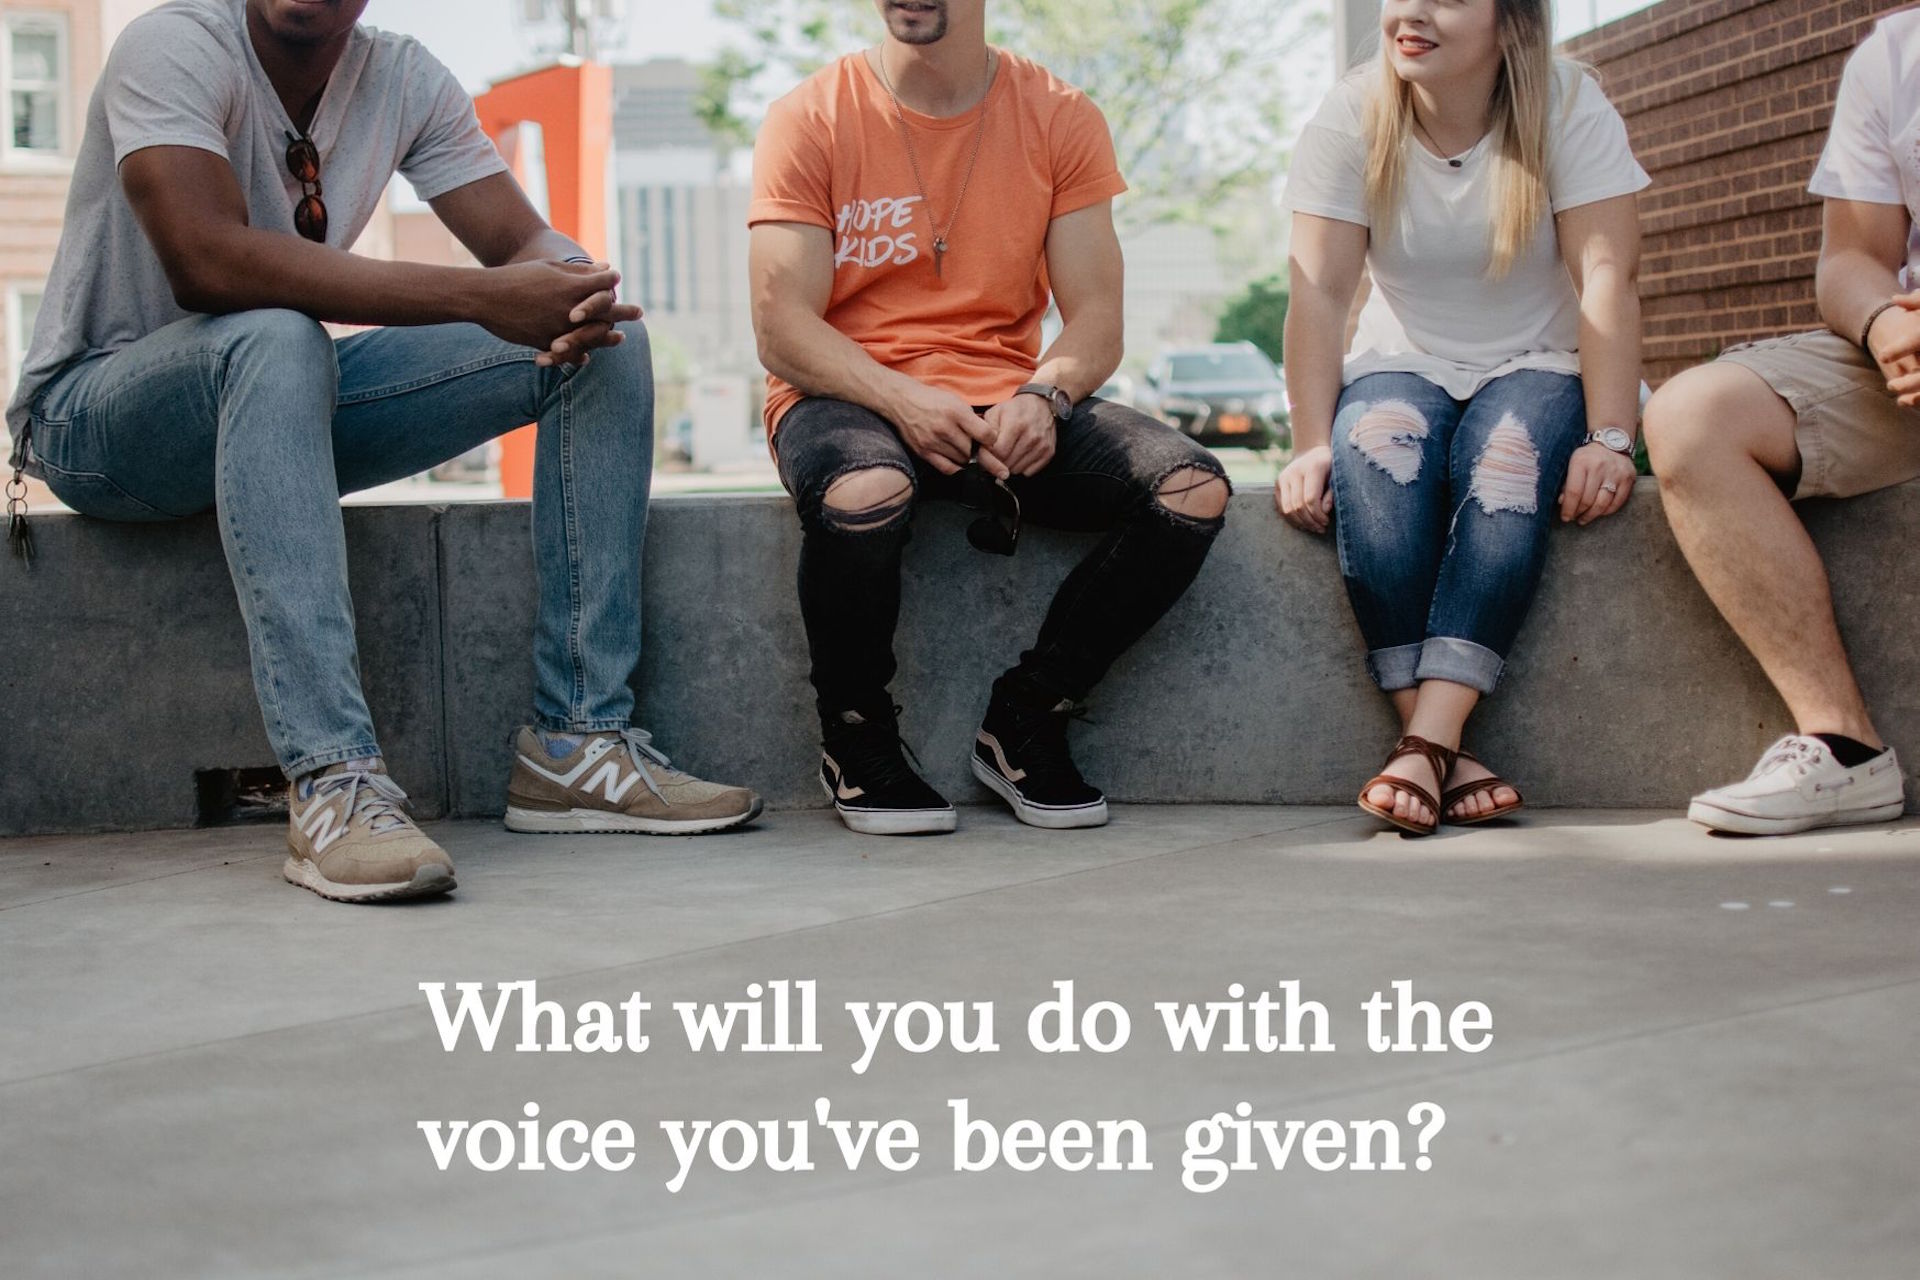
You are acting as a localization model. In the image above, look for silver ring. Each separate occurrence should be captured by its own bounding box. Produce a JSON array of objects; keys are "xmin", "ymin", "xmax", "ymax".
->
[{"xmin": 1600, "ymin": 481, "xmax": 1620, "ymax": 494}]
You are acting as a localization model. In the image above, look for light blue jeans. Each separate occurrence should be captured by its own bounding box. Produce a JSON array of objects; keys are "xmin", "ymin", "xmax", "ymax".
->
[
  {"xmin": 1329, "ymin": 368, "xmax": 1588, "ymax": 695},
  {"xmin": 26, "ymin": 311, "xmax": 654, "ymax": 777}
]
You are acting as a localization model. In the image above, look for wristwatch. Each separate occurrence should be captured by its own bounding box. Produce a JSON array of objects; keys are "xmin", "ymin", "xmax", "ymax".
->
[
  {"xmin": 1015, "ymin": 383, "xmax": 1074, "ymax": 423},
  {"xmin": 1584, "ymin": 427, "xmax": 1635, "ymax": 456}
]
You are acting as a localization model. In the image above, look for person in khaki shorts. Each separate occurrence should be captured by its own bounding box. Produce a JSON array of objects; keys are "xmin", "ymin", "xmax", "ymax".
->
[{"xmin": 1642, "ymin": 10, "xmax": 1920, "ymax": 834}]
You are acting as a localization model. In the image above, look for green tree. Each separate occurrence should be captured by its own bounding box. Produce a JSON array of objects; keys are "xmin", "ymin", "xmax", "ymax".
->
[
  {"xmin": 1213, "ymin": 274, "xmax": 1287, "ymax": 364},
  {"xmin": 704, "ymin": 0, "xmax": 1313, "ymax": 235}
]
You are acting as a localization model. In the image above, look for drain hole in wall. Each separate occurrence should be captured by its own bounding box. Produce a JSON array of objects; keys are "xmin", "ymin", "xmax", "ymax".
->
[{"xmin": 196, "ymin": 767, "xmax": 289, "ymax": 826}]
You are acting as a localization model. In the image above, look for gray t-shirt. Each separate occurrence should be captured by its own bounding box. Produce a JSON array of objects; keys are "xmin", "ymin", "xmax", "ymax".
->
[{"xmin": 6, "ymin": 0, "xmax": 507, "ymax": 469}]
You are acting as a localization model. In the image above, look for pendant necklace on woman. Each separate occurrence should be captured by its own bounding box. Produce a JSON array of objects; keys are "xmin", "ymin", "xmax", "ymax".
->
[
  {"xmin": 876, "ymin": 48, "xmax": 997, "ymax": 278},
  {"xmin": 1412, "ymin": 114, "xmax": 1468, "ymax": 168}
]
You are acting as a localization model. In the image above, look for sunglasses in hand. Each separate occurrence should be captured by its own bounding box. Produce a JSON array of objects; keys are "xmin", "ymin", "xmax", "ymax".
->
[{"xmin": 959, "ymin": 459, "xmax": 1021, "ymax": 556}]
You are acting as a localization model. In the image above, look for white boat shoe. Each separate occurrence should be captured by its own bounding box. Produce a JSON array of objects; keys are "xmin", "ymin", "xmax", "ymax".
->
[{"xmin": 1688, "ymin": 735, "xmax": 1905, "ymax": 835}]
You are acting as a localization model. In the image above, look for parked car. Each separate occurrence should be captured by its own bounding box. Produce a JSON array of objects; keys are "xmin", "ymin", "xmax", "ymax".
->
[{"xmin": 1141, "ymin": 342, "xmax": 1289, "ymax": 449}]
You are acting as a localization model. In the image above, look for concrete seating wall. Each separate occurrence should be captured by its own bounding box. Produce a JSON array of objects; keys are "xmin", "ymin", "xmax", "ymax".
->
[{"xmin": 7, "ymin": 488, "xmax": 1918, "ymax": 836}]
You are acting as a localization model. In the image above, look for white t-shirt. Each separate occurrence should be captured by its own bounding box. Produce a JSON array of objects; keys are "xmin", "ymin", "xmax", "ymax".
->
[
  {"xmin": 1809, "ymin": 9, "xmax": 1920, "ymax": 284},
  {"xmin": 6, "ymin": 0, "xmax": 507, "ymax": 463},
  {"xmin": 1283, "ymin": 61, "xmax": 1650, "ymax": 398}
]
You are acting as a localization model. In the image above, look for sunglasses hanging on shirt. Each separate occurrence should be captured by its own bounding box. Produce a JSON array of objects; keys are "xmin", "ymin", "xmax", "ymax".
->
[{"xmin": 284, "ymin": 130, "xmax": 329, "ymax": 243}]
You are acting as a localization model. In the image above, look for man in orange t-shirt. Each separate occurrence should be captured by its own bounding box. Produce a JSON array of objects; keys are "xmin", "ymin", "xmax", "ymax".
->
[{"xmin": 749, "ymin": 0, "xmax": 1230, "ymax": 837}]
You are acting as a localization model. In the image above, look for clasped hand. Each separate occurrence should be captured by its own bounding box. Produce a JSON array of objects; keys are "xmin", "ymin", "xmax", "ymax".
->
[
  {"xmin": 476, "ymin": 259, "xmax": 643, "ymax": 368},
  {"xmin": 890, "ymin": 382, "xmax": 1057, "ymax": 478},
  {"xmin": 1869, "ymin": 291, "xmax": 1920, "ymax": 406}
]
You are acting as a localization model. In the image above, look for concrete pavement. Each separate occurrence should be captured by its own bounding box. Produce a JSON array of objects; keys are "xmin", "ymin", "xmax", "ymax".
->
[{"xmin": 3, "ymin": 806, "xmax": 1917, "ymax": 1277}]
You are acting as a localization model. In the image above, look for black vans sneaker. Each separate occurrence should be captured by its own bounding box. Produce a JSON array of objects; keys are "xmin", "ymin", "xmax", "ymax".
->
[
  {"xmin": 820, "ymin": 706, "xmax": 957, "ymax": 835},
  {"xmin": 972, "ymin": 681, "xmax": 1109, "ymax": 829}
]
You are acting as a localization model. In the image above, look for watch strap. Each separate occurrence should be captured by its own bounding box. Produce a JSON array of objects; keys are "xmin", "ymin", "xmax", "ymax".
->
[
  {"xmin": 1015, "ymin": 383, "xmax": 1073, "ymax": 421},
  {"xmin": 1585, "ymin": 428, "xmax": 1635, "ymax": 455}
]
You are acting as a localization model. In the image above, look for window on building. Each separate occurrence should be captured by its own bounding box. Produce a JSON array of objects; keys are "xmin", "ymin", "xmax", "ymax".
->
[
  {"xmin": 3, "ymin": 14, "xmax": 68, "ymax": 159},
  {"xmin": 683, "ymin": 186, "xmax": 698, "ymax": 313},
  {"xmin": 662, "ymin": 186, "xmax": 678, "ymax": 313},
  {"xmin": 637, "ymin": 186, "xmax": 653, "ymax": 312},
  {"xmin": 7, "ymin": 284, "xmax": 44, "ymax": 408}
]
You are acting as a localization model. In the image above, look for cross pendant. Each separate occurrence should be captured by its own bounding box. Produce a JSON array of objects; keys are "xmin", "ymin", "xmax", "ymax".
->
[{"xmin": 934, "ymin": 237, "xmax": 948, "ymax": 278}]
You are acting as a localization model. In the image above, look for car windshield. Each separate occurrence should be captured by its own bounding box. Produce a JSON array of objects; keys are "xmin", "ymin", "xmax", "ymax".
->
[{"xmin": 1165, "ymin": 351, "xmax": 1278, "ymax": 384}]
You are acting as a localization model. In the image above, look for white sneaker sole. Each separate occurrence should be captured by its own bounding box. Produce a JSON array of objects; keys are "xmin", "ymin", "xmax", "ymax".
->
[
  {"xmin": 972, "ymin": 757, "xmax": 1109, "ymax": 830},
  {"xmin": 1686, "ymin": 797, "xmax": 1905, "ymax": 836},
  {"xmin": 503, "ymin": 799, "xmax": 763, "ymax": 835},
  {"xmin": 818, "ymin": 775, "xmax": 956, "ymax": 835},
  {"xmin": 282, "ymin": 854, "xmax": 455, "ymax": 903}
]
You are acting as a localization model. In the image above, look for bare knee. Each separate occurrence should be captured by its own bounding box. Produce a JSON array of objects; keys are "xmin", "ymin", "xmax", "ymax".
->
[
  {"xmin": 820, "ymin": 466, "xmax": 914, "ymax": 532},
  {"xmin": 1154, "ymin": 464, "xmax": 1230, "ymax": 520},
  {"xmin": 1348, "ymin": 399, "xmax": 1432, "ymax": 484},
  {"xmin": 1644, "ymin": 363, "xmax": 1798, "ymax": 484},
  {"xmin": 1467, "ymin": 413, "xmax": 1542, "ymax": 516}
]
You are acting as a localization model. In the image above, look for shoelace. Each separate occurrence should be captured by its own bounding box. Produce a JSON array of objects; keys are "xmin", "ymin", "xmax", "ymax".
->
[
  {"xmin": 832, "ymin": 706, "xmax": 928, "ymax": 791},
  {"xmin": 615, "ymin": 727, "xmax": 685, "ymax": 803},
  {"xmin": 311, "ymin": 768, "xmax": 412, "ymax": 834},
  {"xmin": 999, "ymin": 700, "xmax": 1092, "ymax": 787},
  {"xmin": 1752, "ymin": 736, "xmax": 1822, "ymax": 780}
]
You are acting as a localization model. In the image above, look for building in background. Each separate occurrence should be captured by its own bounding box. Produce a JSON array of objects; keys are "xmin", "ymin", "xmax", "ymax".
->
[
  {"xmin": 608, "ymin": 57, "xmax": 758, "ymax": 462},
  {"xmin": 2, "ymin": 1, "xmax": 166, "ymax": 417}
]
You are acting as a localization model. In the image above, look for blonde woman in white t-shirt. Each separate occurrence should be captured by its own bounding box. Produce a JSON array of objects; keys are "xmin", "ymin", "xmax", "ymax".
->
[{"xmin": 1275, "ymin": 0, "xmax": 1649, "ymax": 835}]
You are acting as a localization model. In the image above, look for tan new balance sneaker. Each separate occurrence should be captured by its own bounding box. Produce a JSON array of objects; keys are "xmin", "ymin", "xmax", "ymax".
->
[
  {"xmin": 284, "ymin": 760, "xmax": 456, "ymax": 903},
  {"xmin": 504, "ymin": 727, "xmax": 763, "ymax": 835}
]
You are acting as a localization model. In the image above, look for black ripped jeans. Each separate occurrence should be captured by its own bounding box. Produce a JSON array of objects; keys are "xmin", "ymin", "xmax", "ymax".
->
[{"xmin": 775, "ymin": 396, "xmax": 1229, "ymax": 724}]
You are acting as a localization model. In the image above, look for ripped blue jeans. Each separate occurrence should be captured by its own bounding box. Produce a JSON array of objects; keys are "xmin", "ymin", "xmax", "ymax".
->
[{"xmin": 1328, "ymin": 369, "xmax": 1587, "ymax": 695}]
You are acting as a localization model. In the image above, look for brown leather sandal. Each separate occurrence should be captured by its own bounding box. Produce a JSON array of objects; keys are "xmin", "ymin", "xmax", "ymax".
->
[
  {"xmin": 1358, "ymin": 735, "xmax": 1457, "ymax": 837},
  {"xmin": 1442, "ymin": 749, "xmax": 1525, "ymax": 825}
]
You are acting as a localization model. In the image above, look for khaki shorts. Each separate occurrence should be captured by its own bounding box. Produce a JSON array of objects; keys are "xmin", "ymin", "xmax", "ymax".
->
[{"xmin": 1718, "ymin": 328, "xmax": 1920, "ymax": 500}]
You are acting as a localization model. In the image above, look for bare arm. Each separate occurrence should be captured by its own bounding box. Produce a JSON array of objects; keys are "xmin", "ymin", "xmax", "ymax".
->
[
  {"xmin": 1274, "ymin": 212, "xmax": 1368, "ymax": 534},
  {"xmin": 428, "ymin": 171, "xmax": 585, "ymax": 267},
  {"xmin": 1817, "ymin": 196, "xmax": 1909, "ymax": 354},
  {"xmin": 748, "ymin": 220, "xmax": 982, "ymax": 473},
  {"xmin": 978, "ymin": 200, "xmax": 1126, "ymax": 477},
  {"xmin": 1555, "ymin": 193, "xmax": 1642, "ymax": 525},
  {"xmin": 1031, "ymin": 200, "xmax": 1124, "ymax": 400},
  {"xmin": 1283, "ymin": 213, "xmax": 1368, "ymax": 454},
  {"xmin": 119, "ymin": 147, "xmax": 627, "ymax": 357},
  {"xmin": 1816, "ymin": 197, "xmax": 1920, "ymax": 405},
  {"xmin": 429, "ymin": 172, "xmax": 637, "ymax": 365}
]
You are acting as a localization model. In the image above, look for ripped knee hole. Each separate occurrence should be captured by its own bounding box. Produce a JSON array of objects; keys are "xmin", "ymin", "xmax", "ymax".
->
[
  {"xmin": 1348, "ymin": 400, "xmax": 1430, "ymax": 484},
  {"xmin": 1466, "ymin": 414, "xmax": 1541, "ymax": 515},
  {"xmin": 821, "ymin": 468, "xmax": 914, "ymax": 531},
  {"xmin": 1153, "ymin": 466, "xmax": 1230, "ymax": 518}
]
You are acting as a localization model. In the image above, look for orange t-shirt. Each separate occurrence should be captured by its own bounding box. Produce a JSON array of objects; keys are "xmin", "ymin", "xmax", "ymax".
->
[{"xmin": 748, "ymin": 49, "xmax": 1128, "ymax": 435}]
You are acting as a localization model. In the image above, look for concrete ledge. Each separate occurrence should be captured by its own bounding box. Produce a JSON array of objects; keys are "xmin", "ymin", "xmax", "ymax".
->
[{"xmin": 6, "ymin": 485, "xmax": 1915, "ymax": 835}]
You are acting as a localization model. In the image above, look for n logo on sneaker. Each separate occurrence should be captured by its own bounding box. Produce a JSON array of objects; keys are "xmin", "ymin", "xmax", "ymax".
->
[
  {"xmin": 302, "ymin": 804, "xmax": 347, "ymax": 855},
  {"xmin": 583, "ymin": 760, "xmax": 643, "ymax": 805}
]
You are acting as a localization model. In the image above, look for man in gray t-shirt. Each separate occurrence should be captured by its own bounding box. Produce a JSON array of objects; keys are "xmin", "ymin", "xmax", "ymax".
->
[{"xmin": 8, "ymin": 0, "xmax": 762, "ymax": 904}]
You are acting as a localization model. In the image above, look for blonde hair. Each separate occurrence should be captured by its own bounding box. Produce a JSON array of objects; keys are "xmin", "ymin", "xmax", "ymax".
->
[{"xmin": 1363, "ymin": 0, "xmax": 1563, "ymax": 277}]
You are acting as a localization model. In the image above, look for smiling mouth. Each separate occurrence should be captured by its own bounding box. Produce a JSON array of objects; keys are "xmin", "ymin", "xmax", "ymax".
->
[
  {"xmin": 891, "ymin": 1, "xmax": 941, "ymax": 14},
  {"xmin": 1396, "ymin": 35, "xmax": 1438, "ymax": 55}
]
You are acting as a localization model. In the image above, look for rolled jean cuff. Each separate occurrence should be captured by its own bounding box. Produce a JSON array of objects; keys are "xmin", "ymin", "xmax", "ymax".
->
[
  {"xmin": 283, "ymin": 742, "xmax": 382, "ymax": 781},
  {"xmin": 535, "ymin": 715, "xmax": 631, "ymax": 735},
  {"xmin": 1413, "ymin": 637, "xmax": 1506, "ymax": 695},
  {"xmin": 1365, "ymin": 642, "xmax": 1425, "ymax": 692}
]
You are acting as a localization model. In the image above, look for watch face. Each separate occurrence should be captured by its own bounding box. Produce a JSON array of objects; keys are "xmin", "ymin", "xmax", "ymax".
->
[{"xmin": 1597, "ymin": 427, "xmax": 1632, "ymax": 452}]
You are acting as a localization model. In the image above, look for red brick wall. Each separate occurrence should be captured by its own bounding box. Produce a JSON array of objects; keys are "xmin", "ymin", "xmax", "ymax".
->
[{"xmin": 1565, "ymin": 0, "xmax": 1916, "ymax": 386}]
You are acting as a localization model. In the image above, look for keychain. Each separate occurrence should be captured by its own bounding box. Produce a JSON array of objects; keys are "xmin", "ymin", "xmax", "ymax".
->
[{"xmin": 6, "ymin": 467, "xmax": 32, "ymax": 567}]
